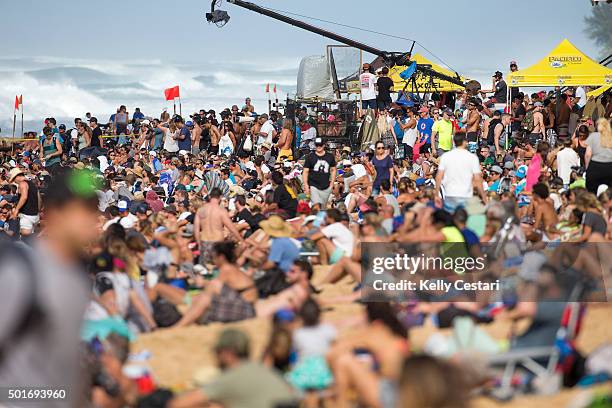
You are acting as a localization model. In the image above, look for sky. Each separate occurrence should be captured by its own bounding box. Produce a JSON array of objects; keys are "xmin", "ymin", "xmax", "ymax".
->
[{"xmin": 0, "ymin": 0, "xmax": 603, "ymax": 132}]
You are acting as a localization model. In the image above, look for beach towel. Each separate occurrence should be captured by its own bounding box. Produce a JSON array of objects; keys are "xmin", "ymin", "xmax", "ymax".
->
[{"xmin": 526, "ymin": 153, "xmax": 541, "ymax": 192}]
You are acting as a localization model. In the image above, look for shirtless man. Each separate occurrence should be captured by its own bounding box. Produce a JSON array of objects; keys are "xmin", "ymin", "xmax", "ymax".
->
[
  {"xmin": 204, "ymin": 120, "xmax": 221, "ymax": 155},
  {"xmin": 194, "ymin": 187, "xmax": 243, "ymax": 265},
  {"xmin": 530, "ymin": 102, "xmax": 546, "ymax": 141},
  {"xmin": 465, "ymin": 99, "xmax": 481, "ymax": 140},
  {"xmin": 191, "ymin": 120, "xmax": 203, "ymax": 155},
  {"xmin": 531, "ymin": 182, "xmax": 558, "ymax": 238},
  {"xmin": 276, "ymin": 119, "xmax": 294, "ymax": 161}
]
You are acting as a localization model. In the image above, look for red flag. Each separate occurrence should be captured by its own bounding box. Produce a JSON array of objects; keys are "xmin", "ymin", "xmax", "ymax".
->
[
  {"xmin": 273, "ymin": 84, "xmax": 277, "ymax": 93},
  {"xmin": 164, "ymin": 86, "xmax": 180, "ymax": 101},
  {"xmin": 14, "ymin": 96, "xmax": 19, "ymax": 110},
  {"xmin": 265, "ymin": 83, "xmax": 270, "ymax": 93}
]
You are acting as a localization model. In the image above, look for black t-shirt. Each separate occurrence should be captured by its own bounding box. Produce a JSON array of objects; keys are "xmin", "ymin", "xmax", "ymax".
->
[
  {"xmin": 304, "ymin": 152, "xmax": 336, "ymax": 190},
  {"xmin": 376, "ymin": 76, "xmax": 394, "ymax": 102},
  {"xmin": 487, "ymin": 118, "xmax": 502, "ymax": 145},
  {"xmin": 512, "ymin": 104, "xmax": 526, "ymax": 132},
  {"xmin": 91, "ymin": 126, "xmax": 102, "ymax": 147},
  {"xmin": 493, "ymin": 79, "xmax": 508, "ymax": 104},
  {"xmin": 235, "ymin": 208, "xmax": 260, "ymax": 232},
  {"xmin": 273, "ymin": 185, "xmax": 297, "ymax": 218}
]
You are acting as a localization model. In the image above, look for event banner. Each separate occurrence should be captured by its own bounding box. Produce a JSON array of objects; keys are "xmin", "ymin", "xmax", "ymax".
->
[{"xmin": 360, "ymin": 242, "xmax": 610, "ymax": 304}]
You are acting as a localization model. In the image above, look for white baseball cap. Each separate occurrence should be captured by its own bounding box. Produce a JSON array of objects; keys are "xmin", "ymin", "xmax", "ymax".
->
[{"xmin": 118, "ymin": 200, "xmax": 128, "ymax": 211}]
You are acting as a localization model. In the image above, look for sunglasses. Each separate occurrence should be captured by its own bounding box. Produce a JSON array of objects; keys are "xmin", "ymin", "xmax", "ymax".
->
[{"xmin": 376, "ymin": 146, "xmax": 384, "ymax": 150}]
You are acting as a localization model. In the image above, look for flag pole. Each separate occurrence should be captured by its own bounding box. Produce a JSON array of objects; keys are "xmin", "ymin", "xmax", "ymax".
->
[
  {"xmin": 274, "ymin": 84, "xmax": 278, "ymax": 112},
  {"xmin": 174, "ymin": 99, "xmax": 176, "ymax": 116},
  {"xmin": 179, "ymin": 96, "xmax": 182, "ymax": 116},
  {"xmin": 11, "ymin": 108, "xmax": 16, "ymax": 156},
  {"xmin": 12, "ymin": 111, "xmax": 16, "ymax": 140},
  {"xmin": 20, "ymin": 96, "xmax": 24, "ymax": 139},
  {"xmin": 267, "ymin": 85, "xmax": 271, "ymax": 115}
]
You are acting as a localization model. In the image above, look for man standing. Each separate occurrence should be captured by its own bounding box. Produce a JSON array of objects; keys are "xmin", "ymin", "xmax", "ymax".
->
[
  {"xmin": 491, "ymin": 113, "xmax": 512, "ymax": 156},
  {"xmin": 556, "ymin": 138, "xmax": 580, "ymax": 188},
  {"xmin": 89, "ymin": 117, "xmax": 102, "ymax": 147},
  {"xmin": 303, "ymin": 138, "xmax": 336, "ymax": 208},
  {"xmin": 509, "ymin": 61, "xmax": 520, "ymax": 102},
  {"xmin": 416, "ymin": 106, "xmax": 434, "ymax": 153},
  {"xmin": 431, "ymin": 109, "xmax": 454, "ymax": 157},
  {"xmin": 530, "ymin": 102, "xmax": 546, "ymax": 141},
  {"xmin": 359, "ymin": 63, "xmax": 377, "ymax": 113},
  {"xmin": 435, "ymin": 133, "xmax": 487, "ymax": 212},
  {"xmin": 39, "ymin": 126, "xmax": 63, "ymax": 174},
  {"xmin": 556, "ymin": 94, "xmax": 571, "ymax": 138},
  {"xmin": 465, "ymin": 99, "xmax": 481, "ymax": 148},
  {"xmin": 0, "ymin": 170, "xmax": 100, "ymax": 408},
  {"xmin": 376, "ymin": 67, "xmax": 394, "ymax": 111},
  {"xmin": 256, "ymin": 113, "xmax": 276, "ymax": 148},
  {"xmin": 175, "ymin": 116, "xmax": 192, "ymax": 153},
  {"xmin": 194, "ymin": 188, "xmax": 243, "ymax": 265},
  {"xmin": 8, "ymin": 167, "xmax": 40, "ymax": 237}
]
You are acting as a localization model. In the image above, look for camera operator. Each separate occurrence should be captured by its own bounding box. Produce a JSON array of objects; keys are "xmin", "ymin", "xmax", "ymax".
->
[{"xmin": 255, "ymin": 113, "xmax": 276, "ymax": 150}]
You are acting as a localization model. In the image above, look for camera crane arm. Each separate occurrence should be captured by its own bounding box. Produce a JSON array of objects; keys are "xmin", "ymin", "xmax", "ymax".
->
[{"xmin": 210, "ymin": 0, "xmax": 465, "ymax": 88}]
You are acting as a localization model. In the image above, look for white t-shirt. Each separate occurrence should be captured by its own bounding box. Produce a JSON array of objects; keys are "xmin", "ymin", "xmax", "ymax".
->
[
  {"xmin": 556, "ymin": 147, "xmax": 580, "ymax": 185},
  {"xmin": 360, "ymin": 72, "xmax": 377, "ymax": 100},
  {"xmin": 438, "ymin": 148, "xmax": 481, "ymax": 198},
  {"xmin": 163, "ymin": 129, "xmax": 179, "ymax": 153},
  {"xmin": 293, "ymin": 323, "xmax": 337, "ymax": 358},
  {"xmin": 321, "ymin": 222, "xmax": 354, "ymax": 256},
  {"xmin": 575, "ymin": 86, "xmax": 587, "ymax": 108},
  {"xmin": 258, "ymin": 120, "xmax": 275, "ymax": 145},
  {"xmin": 402, "ymin": 119, "xmax": 418, "ymax": 147},
  {"xmin": 352, "ymin": 163, "xmax": 367, "ymax": 179},
  {"xmin": 119, "ymin": 213, "xmax": 138, "ymax": 229}
]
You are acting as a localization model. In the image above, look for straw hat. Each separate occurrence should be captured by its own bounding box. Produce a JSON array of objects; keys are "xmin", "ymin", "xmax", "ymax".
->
[
  {"xmin": 260, "ymin": 215, "xmax": 293, "ymax": 237},
  {"xmin": 127, "ymin": 166, "xmax": 145, "ymax": 178},
  {"xmin": 8, "ymin": 168, "xmax": 24, "ymax": 182}
]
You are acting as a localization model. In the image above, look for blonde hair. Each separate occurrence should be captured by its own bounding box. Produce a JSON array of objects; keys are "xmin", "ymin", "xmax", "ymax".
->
[{"xmin": 596, "ymin": 118, "xmax": 612, "ymax": 148}]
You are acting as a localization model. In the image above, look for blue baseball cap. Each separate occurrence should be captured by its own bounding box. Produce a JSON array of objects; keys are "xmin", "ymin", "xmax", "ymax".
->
[
  {"xmin": 185, "ymin": 121, "xmax": 194, "ymax": 127},
  {"xmin": 515, "ymin": 165, "xmax": 527, "ymax": 179}
]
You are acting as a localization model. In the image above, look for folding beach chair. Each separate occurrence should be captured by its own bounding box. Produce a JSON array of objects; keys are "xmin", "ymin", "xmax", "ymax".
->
[{"xmin": 487, "ymin": 283, "xmax": 586, "ymax": 400}]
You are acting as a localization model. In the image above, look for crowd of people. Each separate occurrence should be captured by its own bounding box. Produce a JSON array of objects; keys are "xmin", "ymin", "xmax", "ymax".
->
[{"xmin": 0, "ymin": 60, "xmax": 611, "ymax": 407}]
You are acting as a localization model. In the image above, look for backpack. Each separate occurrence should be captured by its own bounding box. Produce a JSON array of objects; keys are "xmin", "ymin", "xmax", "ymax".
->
[
  {"xmin": 522, "ymin": 109, "xmax": 535, "ymax": 133},
  {"xmin": 0, "ymin": 242, "xmax": 44, "ymax": 361}
]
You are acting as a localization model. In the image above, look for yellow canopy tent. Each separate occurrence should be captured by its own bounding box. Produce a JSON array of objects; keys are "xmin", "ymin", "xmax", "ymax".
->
[
  {"xmin": 507, "ymin": 39, "xmax": 612, "ymax": 87},
  {"xmin": 388, "ymin": 53, "xmax": 466, "ymax": 93}
]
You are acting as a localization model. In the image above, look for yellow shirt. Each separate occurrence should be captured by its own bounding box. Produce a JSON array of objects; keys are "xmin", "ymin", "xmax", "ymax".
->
[{"xmin": 433, "ymin": 119, "xmax": 453, "ymax": 151}]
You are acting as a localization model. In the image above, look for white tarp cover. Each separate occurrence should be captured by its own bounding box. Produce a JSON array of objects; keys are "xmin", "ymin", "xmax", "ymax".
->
[{"xmin": 296, "ymin": 56, "xmax": 334, "ymax": 99}]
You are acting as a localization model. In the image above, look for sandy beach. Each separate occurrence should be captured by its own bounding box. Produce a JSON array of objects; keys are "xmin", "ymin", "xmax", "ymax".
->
[{"xmin": 134, "ymin": 266, "xmax": 612, "ymax": 406}]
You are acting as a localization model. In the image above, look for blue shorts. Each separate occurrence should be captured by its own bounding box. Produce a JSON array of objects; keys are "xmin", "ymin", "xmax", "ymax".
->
[
  {"xmin": 329, "ymin": 247, "xmax": 345, "ymax": 264},
  {"xmin": 362, "ymin": 99, "xmax": 377, "ymax": 110}
]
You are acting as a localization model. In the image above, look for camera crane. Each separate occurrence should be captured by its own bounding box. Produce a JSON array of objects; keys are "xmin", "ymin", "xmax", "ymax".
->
[{"xmin": 206, "ymin": 0, "xmax": 467, "ymax": 89}]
